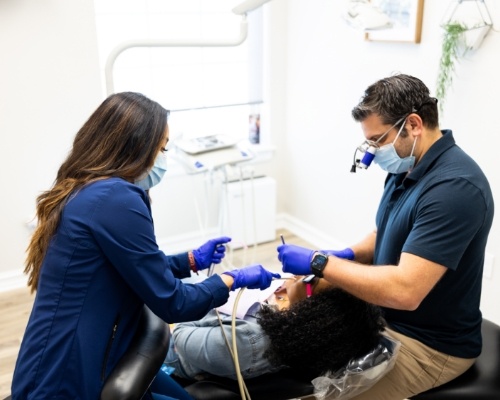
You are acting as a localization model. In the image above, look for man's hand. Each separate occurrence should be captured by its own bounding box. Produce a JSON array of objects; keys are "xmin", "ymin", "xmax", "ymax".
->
[
  {"xmin": 277, "ymin": 244, "xmax": 314, "ymax": 275},
  {"xmin": 320, "ymin": 248, "xmax": 354, "ymax": 260}
]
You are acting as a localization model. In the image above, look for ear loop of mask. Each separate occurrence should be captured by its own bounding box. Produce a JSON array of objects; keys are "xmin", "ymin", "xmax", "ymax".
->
[
  {"xmin": 392, "ymin": 118, "xmax": 418, "ymax": 158},
  {"xmin": 391, "ymin": 117, "xmax": 407, "ymax": 144}
]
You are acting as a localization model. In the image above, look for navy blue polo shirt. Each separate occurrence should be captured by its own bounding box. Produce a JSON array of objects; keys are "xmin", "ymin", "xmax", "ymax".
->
[{"xmin": 375, "ymin": 130, "xmax": 494, "ymax": 358}]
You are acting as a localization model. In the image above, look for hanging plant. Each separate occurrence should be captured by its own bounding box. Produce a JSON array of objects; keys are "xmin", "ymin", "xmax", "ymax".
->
[{"xmin": 435, "ymin": 22, "xmax": 468, "ymax": 112}]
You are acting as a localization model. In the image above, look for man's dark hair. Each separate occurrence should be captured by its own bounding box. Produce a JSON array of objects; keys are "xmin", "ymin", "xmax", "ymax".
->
[
  {"xmin": 257, "ymin": 288, "xmax": 385, "ymax": 376},
  {"xmin": 351, "ymin": 74, "xmax": 439, "ymax": 129}
]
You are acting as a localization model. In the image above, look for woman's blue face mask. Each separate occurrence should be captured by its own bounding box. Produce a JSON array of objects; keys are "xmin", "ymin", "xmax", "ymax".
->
[{"xmin": 135, "ymin": 152, "xmax": 167, "ymax": 190}]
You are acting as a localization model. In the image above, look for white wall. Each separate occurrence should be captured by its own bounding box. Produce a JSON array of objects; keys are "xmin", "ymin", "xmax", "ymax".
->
[
  {"xmin": 1, "ymin": 0, "xmax": 498, "ymax": 327},
  {"xmin": 265, "ymin": 0, "xmax": 500, "ymax": 325},
  {"xmin": 0, "ymin": 0, "xmax": 103, "ymax": 288}
]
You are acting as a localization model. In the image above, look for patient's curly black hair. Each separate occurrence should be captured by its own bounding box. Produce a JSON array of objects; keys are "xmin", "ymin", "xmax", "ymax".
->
[{"xmin": 257, "ymin": 288, "xmax": 385, "ymax": 376}]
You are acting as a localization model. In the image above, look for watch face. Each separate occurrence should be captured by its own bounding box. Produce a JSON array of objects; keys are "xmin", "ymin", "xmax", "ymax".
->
[
  {"xmin": 311, "ymin": 254, "xmax": 328, "ymax": 277},
  {"xmin": 312, "ymin": 254, "xmax": 328, "ymax": 267}
]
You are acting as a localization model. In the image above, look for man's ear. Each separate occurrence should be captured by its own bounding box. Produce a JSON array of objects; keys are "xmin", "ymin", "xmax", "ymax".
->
[{"xmin": 407, "ymin": 113, "xmax": 423, "ymax": 137}]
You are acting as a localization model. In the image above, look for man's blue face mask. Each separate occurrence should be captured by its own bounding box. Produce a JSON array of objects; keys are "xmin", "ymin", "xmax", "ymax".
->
[
  {"xmin": 352, "ymin": 116, "xmax": 416, "ymax": 174},
  {"xmin": 373, "ymin": 118, "xmax": 417, "ymax": 174},
  {"xmin": 351, "ymin": 98, "xmax": 437, "ymax": 174},
  {"xmin": 135, "ymin": 152, "xmax": 167, "ymax": 190}
]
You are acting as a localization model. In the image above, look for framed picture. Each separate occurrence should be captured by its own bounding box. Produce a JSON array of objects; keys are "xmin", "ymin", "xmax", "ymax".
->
[{"xmin": 365, "ymin": 0, "xmax": 425, "ymax": 43}]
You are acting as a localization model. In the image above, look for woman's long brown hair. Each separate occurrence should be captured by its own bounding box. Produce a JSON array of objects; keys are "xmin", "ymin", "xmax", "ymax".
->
[{"xmin": 24, "ymin": 92, "xmax": 169, "ymax": 292}]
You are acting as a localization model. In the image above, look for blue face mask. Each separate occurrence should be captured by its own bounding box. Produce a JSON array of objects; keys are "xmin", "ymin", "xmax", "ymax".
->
[
  {"xmin": 374, "ymin": 120, "xmax": 417, "ymax": 174},
  {"xmin": 135, "ymin": 152, "xmax": 167, "ymax": 190}
]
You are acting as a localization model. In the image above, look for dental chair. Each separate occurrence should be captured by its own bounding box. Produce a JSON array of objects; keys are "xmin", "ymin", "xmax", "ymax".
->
[
  {"xmin": 4, "ymin": 317, "xmax": 498, "ymax": 400},
  {"xmin": 97, "ymin": 316, "xmax": 500, "ymax": 400},
  {"xmin": 179, "ymin": 369, "xmax": 315, "ymax": 400},
  {"xmin": 180, "ymin": 318, "xmax": 500, "ymax": 400}
]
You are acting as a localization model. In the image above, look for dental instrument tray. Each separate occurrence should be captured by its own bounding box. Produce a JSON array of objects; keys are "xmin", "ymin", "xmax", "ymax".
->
[
  {"xmin": 171, "ymin": 143, "xmax": 254, "ymax": 174},
  {"xmin": 174, "ymin": 134, "xmax": 240, "ymax": 155}
]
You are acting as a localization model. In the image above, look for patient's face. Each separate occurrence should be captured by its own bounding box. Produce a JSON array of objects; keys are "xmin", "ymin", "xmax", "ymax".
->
[{"xmin": 269, "ymin": 276, "xmax": 332, "ymax": 310}]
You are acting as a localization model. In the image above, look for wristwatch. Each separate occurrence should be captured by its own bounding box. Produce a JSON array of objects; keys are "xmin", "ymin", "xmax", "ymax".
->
[{"xmin": 310, "ymin": 252, "xmax": 329, "ymax": 278}]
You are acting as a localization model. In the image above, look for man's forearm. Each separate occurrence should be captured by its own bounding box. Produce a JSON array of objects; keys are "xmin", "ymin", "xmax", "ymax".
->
[{"xmin": 350, "ymin": 229, "xmax": 376, "ymax": 264}]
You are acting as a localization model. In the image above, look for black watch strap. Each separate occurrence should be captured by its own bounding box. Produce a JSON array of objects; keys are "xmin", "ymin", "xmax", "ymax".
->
[{"xmin": 310, "ymin": 253, "xmax": 329, "ymax": 278}]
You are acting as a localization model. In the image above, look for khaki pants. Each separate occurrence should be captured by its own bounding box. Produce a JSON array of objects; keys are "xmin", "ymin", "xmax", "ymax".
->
[{"xmin": 351, "ymin": 328, "xmax": 476, "ymax": 400}]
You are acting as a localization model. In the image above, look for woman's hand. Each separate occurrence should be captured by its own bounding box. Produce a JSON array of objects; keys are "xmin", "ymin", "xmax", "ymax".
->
[
  {"xmin": 223, "ymin": 264, "xmax": 280, "ymax": 291},
  {"xmin": 192, "ymin": 236, "xmax": 231, "ymax": 270}
]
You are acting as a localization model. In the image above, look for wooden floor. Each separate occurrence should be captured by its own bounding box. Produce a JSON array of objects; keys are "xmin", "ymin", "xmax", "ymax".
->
[
  {"xmin": 0, "ymin": 286, "xmax": 35, "ymax": 398},
  {"xmin": 0, "ymin": 229, "xmax": 311, "ymax": 398}
]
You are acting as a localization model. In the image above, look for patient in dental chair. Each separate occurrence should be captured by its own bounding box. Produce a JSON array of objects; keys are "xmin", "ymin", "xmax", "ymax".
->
[{"xmin": 165, "ymin": 275, "xmax": 385, "ymax": 381}]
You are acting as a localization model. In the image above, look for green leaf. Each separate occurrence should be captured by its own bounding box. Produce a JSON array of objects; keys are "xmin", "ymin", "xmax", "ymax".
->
[{"xmin": 436, "ymin": 22, "xmax": 468, "ymax": 112}]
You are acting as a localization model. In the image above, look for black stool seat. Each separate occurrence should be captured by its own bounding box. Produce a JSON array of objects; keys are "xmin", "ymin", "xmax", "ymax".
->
[
  {"xmin": 100, "ymin": 306, "xmax": 170, "ymax": 400},
  {"xmin": 4, "ymin": 306, "xmax": 170, "ymax": 400},
  {"xmin": 411, "ymin": 318, "xmax": 500, "ymax": 400}
]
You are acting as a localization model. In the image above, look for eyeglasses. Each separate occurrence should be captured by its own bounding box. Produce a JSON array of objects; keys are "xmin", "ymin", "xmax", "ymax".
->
[{"xmin": 350, "ymin": 115, "xmax": 406, "ymax": 173}]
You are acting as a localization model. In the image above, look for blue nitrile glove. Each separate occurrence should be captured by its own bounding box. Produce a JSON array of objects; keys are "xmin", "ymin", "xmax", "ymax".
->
[
  {"xmin": 320, "ymin": 248, "xmax": 355, "ymax": 260},
  {"xmin": 223, "ymin": 264, "xmax": 281, "ymax": 291},
  {"xmin": 277, "ymin": 244, "xmax": 315, "ymax": 275},
  {"xmin": 192, "ymin": 236, "xmax": 232, "ymax": 270}
]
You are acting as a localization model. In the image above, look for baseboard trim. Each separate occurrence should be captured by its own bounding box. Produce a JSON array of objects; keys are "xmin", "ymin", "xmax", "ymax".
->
[
  {"xmin": 0, "ymin": 270, "xmax": 29, "ymax": 293},
  {"xmin": 277, "ymin": 212, "xmax": 347, "ymax": 250}
]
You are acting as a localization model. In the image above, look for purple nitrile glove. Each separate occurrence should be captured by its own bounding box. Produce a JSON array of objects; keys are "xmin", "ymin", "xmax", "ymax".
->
[
  {"xmin": 192, "ymin": 236, "xmax": 232, "ymax": 270},
  {"xmin": 223, "ymin": 264, "xmax": 281, "ymax": 291},
  {"xmin": 277, "ymin": 244, "xmax": 315, "ymax": 276},
  {"xmin": 320, "ymin": 248, "xmax": 355, "ymax": 260}
]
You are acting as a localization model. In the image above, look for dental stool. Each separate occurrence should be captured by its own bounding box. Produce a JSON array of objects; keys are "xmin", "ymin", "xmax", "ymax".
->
[
  {"xmin": 100, "ymin": 305, "xmax": 170, "ymax": 400},
  {"xmin": 2, "ymin": 306, "xmax": 170, "ymax": 400},
  {"xmin": 411, "ymin": 318, "xmax": 500, "ymax": 400}
]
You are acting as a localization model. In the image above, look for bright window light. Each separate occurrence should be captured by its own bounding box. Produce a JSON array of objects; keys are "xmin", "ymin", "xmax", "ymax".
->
[{"xmin": 94, "ymin": 0, "xmax": 263, "ymax": 142}]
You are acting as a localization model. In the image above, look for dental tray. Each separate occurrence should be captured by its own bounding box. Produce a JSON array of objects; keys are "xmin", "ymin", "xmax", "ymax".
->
[{"xmin": 174, "ymin": 134, "xmax": 240, "ymax": 155}]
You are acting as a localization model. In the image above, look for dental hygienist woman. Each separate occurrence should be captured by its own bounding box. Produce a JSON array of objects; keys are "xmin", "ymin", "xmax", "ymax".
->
[{"xmin": 11, "ymin": 92, "xmax": 278, "ymax": 400}]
